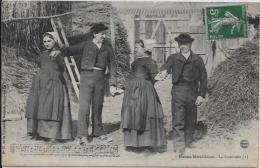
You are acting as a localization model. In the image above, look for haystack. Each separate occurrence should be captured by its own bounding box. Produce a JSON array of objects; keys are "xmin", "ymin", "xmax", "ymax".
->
[
  {"xmin": 69, "ymin": 2, "xmax": 131, "ymax": 88},
  {"xmin": 203, "ymin": 34, "xmax": 259, "ymax": 137},
  {"xmin": 1, "ymin": 1, "xmax": 72, "ymax": 58}
]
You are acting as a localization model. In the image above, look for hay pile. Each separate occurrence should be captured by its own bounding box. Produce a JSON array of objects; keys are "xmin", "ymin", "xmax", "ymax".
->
[
  {"xmin": 204, "ymin": 36, "xmax": 259, "ymax": 137},
  {"xmin": 2, "ymin": 47, "xmax": 39, "ymax": 120},
  {"xmin": 2, "ymin": 47, "xmax": 39, "ymax": 95}
]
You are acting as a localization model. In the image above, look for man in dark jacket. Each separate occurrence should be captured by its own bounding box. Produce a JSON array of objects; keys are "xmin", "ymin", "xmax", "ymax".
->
[
  {"xmin": 158, "ymin": 33, "xmax": 207, "ymax": 155},
  {"xmin": 53, "ymin": 23, "xmax": 117, "ymax": 144}
]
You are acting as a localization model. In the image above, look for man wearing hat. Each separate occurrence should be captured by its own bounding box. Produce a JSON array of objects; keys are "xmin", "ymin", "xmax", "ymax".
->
[
  {"xmin": 54, "ymin": 23, "xmax": 117, "ymax": 144},
  {"xmin": 158, "ymin": 33, "xmax": 207, "ymax": 155}
]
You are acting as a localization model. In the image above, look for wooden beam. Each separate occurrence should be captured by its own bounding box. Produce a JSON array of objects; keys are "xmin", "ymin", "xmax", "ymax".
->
[
  {"xmin": 151, "ymin": 20, "xmax": 161, "ymax": 39},
  {"xmin": 1, "ymin": 12, "xmax": 73, "ymax": 22},
  {"xmin": 162, "ymin": 19, "xmax": 173, "ymax": 41}
]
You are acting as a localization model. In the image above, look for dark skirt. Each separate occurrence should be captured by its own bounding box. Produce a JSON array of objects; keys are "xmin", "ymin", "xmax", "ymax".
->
[
  {"xmin": 121, "ymin": 77, "xmax": 167, "ymax": 147},
  {"xmin": 26, "ymin": 74, "xmax": 73, "ymax": 140}
]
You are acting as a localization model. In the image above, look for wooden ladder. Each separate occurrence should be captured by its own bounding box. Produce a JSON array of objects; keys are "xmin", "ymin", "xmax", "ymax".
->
[{"xmin": 50, "ymin": 17, "xmax": 80, "ymax": 99}]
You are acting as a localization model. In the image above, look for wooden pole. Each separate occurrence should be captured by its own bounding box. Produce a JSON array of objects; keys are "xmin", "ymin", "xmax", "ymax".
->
[
  {"xmin": 1, "ymin": 12, "xmax": 73, "ymax": 22},
  {"xmin": 110, "ymin": 14, "xmax": 116, "ymax": 88},
  {"xmin": 131, "ymin": 15, "xmax": 136, "ymax": 63},
  {"xmin": 110, "ymin": 14, "xmax": 115, "ymax": 49},
  {"xmin": 106, "ymin": 14, "xmax": 116, "ymax": 95},
  {"xmin": 151, "ymin": 20, "xmax": 161, "ymax": 39}
]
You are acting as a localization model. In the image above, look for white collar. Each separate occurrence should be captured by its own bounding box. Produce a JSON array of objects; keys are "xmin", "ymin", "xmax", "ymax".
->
[
  {"xmin": 136, "ymin": 56, "xmax": 149, "ymax": 59},
  {"xmin": 135, "ymin": 53, "xmax": 150, "ymax": 59},
  {"xmin": 92, "ymin": 39, "xmax": 102, "ymax": 49},
  {"xmin": 181, "ymin": 51, "xmax": 191, "ymax": 60}
]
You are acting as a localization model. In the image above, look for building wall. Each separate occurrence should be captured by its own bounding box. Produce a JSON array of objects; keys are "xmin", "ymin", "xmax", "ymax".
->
[
  {"xmin": 119, "ymin": 12, "xmax": 207, "ymax": 68},
  {"xmin": 118, "ymin": 11, "xmax": 258, "ymax": 77}
]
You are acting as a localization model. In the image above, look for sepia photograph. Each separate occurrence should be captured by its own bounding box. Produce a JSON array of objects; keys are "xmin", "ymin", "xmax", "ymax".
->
[{"xmin": 1, "ymin": 0, "xmax": 259, "ymax": 167}]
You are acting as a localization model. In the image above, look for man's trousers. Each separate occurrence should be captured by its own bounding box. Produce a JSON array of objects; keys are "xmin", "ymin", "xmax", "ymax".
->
[
  {"xmin": 171, "ymin": 83, "xmax": 197, "ymax": 153},
  {"xmin": 77, "ymin": 70, "xmax": 105, "ymax": 138}
]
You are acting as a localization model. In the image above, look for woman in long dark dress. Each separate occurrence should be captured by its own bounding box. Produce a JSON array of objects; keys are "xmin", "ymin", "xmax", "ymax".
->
[
  {"xmin": 121, "ymin": 40, "xmax": 167, "ymax": 152},
  {"xmin": 25, "ymin": 32, "xmax": 73, "ymax": 142}
]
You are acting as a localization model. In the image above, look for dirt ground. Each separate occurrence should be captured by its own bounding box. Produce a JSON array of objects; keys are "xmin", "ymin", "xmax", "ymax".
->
[{"xmin": 3, "ymin": 77, "xmax": 259, "ymax": 166}]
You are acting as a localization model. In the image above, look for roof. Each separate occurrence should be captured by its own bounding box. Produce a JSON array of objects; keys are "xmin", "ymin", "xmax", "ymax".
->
[
  {"xmin": 117, "ymin": 8, "xmax": 201, "ymax": 16},
  {"xmin": 113, "ymin": 2, "xmax": 203, "ymax": 15},
  {"xmin": 113, "ymin": 2, "xmax": 260, "ymax": 16}
]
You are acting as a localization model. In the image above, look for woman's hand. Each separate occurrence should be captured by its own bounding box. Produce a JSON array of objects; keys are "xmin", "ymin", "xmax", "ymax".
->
[
  {"xmin": 110, "ymin": 86, "xmax": 124, "ymax": 97},
  {"xmin": 154, "ymin": 74, "xmax": 163, "ymax": 81},
  {"xmin": 195, "ymin": 96, "xmax": 205, "ymax": 106},
  {"xmin": 154, "ymin": 70, "xmax": 168, "ymax": 81}
]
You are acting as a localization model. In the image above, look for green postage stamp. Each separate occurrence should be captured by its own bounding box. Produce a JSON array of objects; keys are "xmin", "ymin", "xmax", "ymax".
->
[{"xmin": 205, "ymin": 4, "xmax": 248, "ymax": 40}]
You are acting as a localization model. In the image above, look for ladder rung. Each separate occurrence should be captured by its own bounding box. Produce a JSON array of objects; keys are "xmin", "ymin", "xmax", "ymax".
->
[{"xmin": 68, "ymin": 63, "xmax": 75, "ymax": 66}]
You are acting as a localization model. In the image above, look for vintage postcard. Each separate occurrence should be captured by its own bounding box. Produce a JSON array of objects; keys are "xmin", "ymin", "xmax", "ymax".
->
[{"xmin": 1, "ymin": 1, "xmax": 259, "ymax": 167}]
